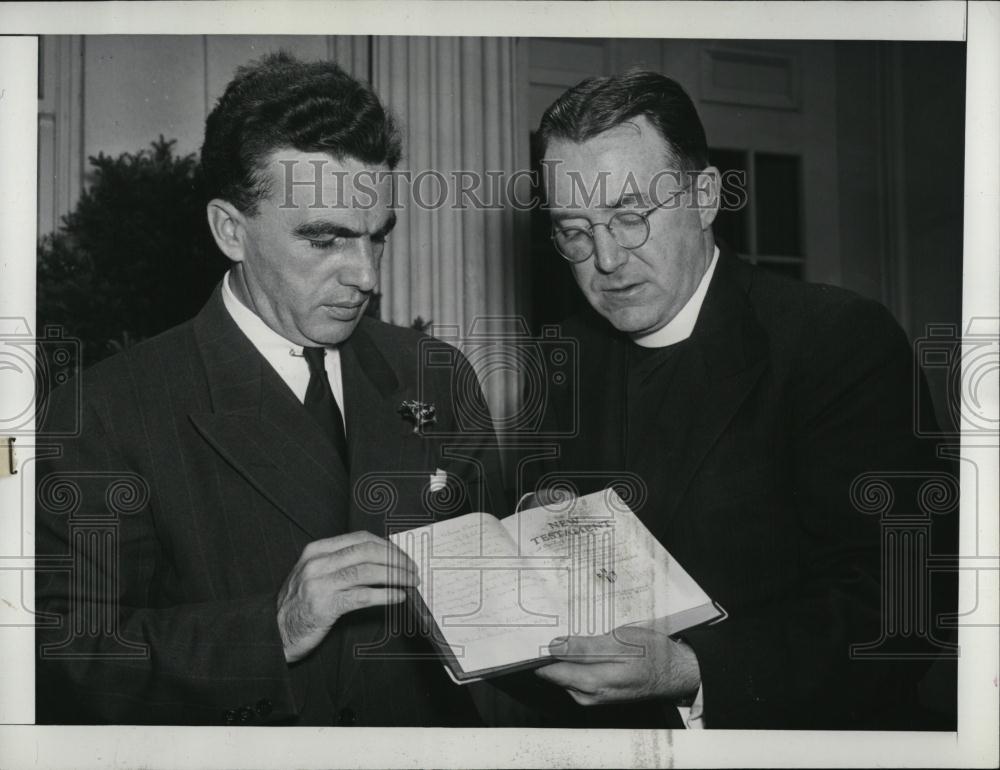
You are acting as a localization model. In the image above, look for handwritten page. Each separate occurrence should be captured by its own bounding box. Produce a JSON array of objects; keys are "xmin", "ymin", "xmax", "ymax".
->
[
  {"xmin": 502, "ymin": 489, "xmax": 715, "ymax": 636},
  {"xmin": 390, "ymin": 490, "xmax": 721, "ymax": 679},
  {"xmin": 390, "ymin": 513, "xmax": 570, "ymax": 674}
]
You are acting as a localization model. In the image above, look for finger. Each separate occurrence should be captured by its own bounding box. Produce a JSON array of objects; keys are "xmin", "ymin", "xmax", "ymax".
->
[
  {"xmin": 534, "ymin": 661, "xmax": 599, "ymax": 693},
  {"xmin": 567, "ymin": 689, "xmax": 600, "ymax": 707},
  {"xmin": 300, "ymin": 530, "xmax": 396, "ymax": 561},
  {"xmin": 337, "ymin": 586, "xmax": 408, "ymax": 614},
  {"xmin": 547, "ymin": 633, "xmax": 646, "ymax": 661},
  {"xmin": 302, "ymin": 540, "xmax": 419, "ymax": 577},
  {"xmin": 328, "ymin": 562, "xmax": 421, "ymax": 590},
  {"xmin": 536, "ymin": 660, "xmax": 634, "ymax": 705},
  {"xmin": 302, "ymin": 560, "xmax": 419, "ymax": 589}
]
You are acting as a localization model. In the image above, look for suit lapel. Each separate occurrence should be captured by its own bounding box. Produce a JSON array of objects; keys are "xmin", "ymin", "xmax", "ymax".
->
[
  {"xmin": 628, "ymin": 250, "xmax": 769, "ymax": 538},
  {"xmin": 189, "ymin": 287, "xmax": 351, "ymax": 540},
  {"xmin": 339, "ymin": 320, "xmax": 413, "ymax": 536},
  {"xmin": 334, "ymin": 321, "xmax": 439, "ymax": 700}
]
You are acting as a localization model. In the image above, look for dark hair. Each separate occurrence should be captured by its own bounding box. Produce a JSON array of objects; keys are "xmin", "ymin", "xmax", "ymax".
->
[
  {"xmin": 201, "ymin": 52, "xmax": 402, "ymax": 213},
  {"xmin": 537, "ymin": 70, "xmax": 708, "ymax": 171}
]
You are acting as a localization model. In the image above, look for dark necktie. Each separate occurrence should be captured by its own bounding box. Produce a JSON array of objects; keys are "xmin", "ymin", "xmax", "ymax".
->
[{"xmin": 302, "ymin": 346, "xmax": 350, "ymax": 470}]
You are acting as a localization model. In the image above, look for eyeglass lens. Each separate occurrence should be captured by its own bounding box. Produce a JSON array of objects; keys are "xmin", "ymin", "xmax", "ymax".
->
[{"xmin": 554, "ymin": 211, "xmax": 650, "ymax": 261}]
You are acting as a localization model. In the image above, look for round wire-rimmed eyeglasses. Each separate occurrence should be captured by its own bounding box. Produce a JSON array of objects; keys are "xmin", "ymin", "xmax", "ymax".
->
[{"xmin": 550, "ymin": 186, "xmax": 690, "ymax": 264}]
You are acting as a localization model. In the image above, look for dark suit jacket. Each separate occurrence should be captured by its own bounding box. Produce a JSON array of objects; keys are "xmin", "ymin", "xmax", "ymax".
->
[
  {"xmin": 518, "ymin": 248, "xmax": 956, "ymax": 729},
  {"xmin": 35, "ymin": 286, "xmax": 507, "ymax": 726}
]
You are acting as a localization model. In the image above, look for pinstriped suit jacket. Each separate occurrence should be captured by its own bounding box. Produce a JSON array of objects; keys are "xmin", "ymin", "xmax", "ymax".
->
[{"xmin": 35, "ymin": 286, "xmax": 507, "ymax": 725}]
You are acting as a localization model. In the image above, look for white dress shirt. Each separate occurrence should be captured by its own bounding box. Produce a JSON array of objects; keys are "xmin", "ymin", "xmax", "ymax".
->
[
  {"xmin": 631, "ymin": 244, "xmax": 719, "ymax": 728},
  {"xmin": 221, "ymin": 271, "xmax": 346, "ymax": 425}
]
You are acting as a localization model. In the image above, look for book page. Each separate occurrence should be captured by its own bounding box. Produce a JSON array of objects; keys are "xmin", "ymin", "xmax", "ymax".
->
[
  {"xmin": 389, "ymin": 513, "xmax": 569, "ymax": 675},
  {"xmin": 501, "ymin": 489, "xmax": 716, "ymax": 636}
]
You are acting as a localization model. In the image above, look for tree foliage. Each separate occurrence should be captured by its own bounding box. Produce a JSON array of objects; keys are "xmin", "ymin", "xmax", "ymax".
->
[{"xmin": 37, "ymin": 137, "xmax": 228, "ymax": 365}]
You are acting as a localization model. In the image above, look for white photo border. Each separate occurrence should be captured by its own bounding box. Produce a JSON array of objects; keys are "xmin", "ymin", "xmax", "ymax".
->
[{"xmin": 0, "ymin": 2, "xmax": 996, "ymax": 768}]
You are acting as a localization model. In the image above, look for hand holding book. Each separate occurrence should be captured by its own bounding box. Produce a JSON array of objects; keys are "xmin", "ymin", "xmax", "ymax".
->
[
  {"xmin": 389, "ymin": 488, "xmax": 724, "ymax": 684},
  {"xmin": 534, "ymin": 615, "xmax": 703, "ymax": 705}
]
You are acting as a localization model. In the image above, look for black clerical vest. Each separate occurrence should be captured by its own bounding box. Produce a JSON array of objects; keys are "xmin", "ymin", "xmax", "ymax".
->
[
  {"xmin": 497, "ymin": 337, "xmax": 692, "ymax": 730},
  {"xmin": 625, "ymin": 341, "xmax": 690, "ymax": 470}
]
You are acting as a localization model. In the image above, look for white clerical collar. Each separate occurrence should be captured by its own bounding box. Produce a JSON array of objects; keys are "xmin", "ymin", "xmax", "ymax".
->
[
  {"xmin": 633, "ymin": 245, "xmax": 720, "ymax": 349},
  {"xmin": 220, "ymin": 270, "xmax": 344, "ymax": 409}
]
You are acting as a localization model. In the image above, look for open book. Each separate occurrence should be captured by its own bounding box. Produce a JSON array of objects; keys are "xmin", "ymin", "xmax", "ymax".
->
[{"xmin": 389, "ymin": 488, "xmax": 725, "ymax": 684}]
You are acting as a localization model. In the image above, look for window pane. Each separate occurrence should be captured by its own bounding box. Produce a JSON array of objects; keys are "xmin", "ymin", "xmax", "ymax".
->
[{"xmin": 754, "ymin": 152, "xmax": 802, "ymax": 257}]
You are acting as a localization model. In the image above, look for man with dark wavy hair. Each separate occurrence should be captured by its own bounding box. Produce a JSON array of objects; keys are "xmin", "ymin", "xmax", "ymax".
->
[
  {"xmin": 35, "ymin": 52, "xmax": 505, "ymax": 726},
  {"xmin": 519, "ymin": 71, "xmax": 955, "ymax": 730}
]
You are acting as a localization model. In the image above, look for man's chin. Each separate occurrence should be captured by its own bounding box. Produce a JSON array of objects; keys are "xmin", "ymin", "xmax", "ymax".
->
[
  {"xmin": 309, "ymin": 315, "xmax": 365, "ymax": 346},
  {"xmin": 598, "ymin": 305, "xmax": 661, "ymax": 336}
]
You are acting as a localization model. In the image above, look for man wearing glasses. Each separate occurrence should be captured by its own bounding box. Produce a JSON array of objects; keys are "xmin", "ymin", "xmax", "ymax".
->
[{"xmin": 523, "ymin": 71, "xmax": 953, "ymax": 729}]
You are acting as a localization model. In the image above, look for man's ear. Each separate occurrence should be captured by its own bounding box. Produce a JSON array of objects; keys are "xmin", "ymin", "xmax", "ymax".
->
[
  {"xmin": 694, "ymin": 167, "xmax": 721, "ymax": 230},
  {"xmin": 206, "ymin": 199, "xmax": 249, "ymax": 264}
]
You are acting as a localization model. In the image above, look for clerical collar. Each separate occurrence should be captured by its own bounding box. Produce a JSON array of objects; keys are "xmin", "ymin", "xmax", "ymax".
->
[{"xmin": 633, "ymin": 245, "xmax": 720, "ymax": 349}]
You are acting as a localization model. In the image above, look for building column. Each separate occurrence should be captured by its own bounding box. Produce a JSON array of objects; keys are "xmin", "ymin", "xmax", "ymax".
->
[
  {"xmin": 371, "ymin": 37, "xmax": 528, "ymax": 421},
  {"xmin": 37, "ymin": 36, "xmax": 85, "ymax": 239}
]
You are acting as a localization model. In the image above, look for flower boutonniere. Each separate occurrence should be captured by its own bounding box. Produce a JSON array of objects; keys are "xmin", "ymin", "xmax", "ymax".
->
[{"xmin": 398, "ymin": 399, "xmax": 437, "ymax": 434}]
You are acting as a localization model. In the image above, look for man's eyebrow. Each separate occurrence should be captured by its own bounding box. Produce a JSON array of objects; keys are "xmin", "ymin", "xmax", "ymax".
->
[
  {"xmin": 550, "ymin": 196, "xmax": 644, "ymax": 223},
  {"xmin": 374, "ymin": 212, "xmax": 397, "ymax": 238},
  {"xmin": 551, "ymin": 210, "xmax": 591, "ymax": 225},
  {"xmin": 293, "ymin": 221, "xmax": 361, "ymax": 239},
  {"xmin": 292, "ymin": 213, "xmax": 397, "ymax": 240}
]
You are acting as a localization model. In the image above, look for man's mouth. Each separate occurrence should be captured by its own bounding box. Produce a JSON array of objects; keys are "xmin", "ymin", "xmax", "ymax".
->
[
  {"xmin": 600, "ymin": 282, "xmax": 644, "ymax": 299},
  {"xmin": 324, "ymin": 300, "xmax": 366, "ymax": 320}
]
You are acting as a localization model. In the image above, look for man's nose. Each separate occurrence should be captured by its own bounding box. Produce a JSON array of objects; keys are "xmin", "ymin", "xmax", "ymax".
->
[
  {"xmin": 591, "ymin": 227, "xmax": 629, "ymax": 274},
  {"xmin": 341, "ymin": 237, "xmax": 379, "ymax": 292}
]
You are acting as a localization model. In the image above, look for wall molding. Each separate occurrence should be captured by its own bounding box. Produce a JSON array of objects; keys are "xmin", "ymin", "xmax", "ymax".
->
[
  {"xmin": 328, "ymin": 36, "xmax": 371, "ymax": 81},
  {"xmin": 700, "ymin": 44, "xmax": 801, "ymax": 112},
  {"xmin": 371, "ymin": 36, "xmax": 528, "ymax": 421},
  {"xmin": 37, "ymin": 36, "xmax": 84, "ymax": 237}
]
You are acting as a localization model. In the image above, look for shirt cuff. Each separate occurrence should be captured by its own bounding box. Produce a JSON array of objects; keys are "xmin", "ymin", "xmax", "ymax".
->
[{"xmin": 675, "ymin": 685, "xmax": 706, "ymax": 729}]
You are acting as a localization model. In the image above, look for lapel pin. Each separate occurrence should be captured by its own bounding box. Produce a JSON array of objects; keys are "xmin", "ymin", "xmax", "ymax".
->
[{"xmin": 398, "ymin": 400, "xmax": 437, "ymax": 434}]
